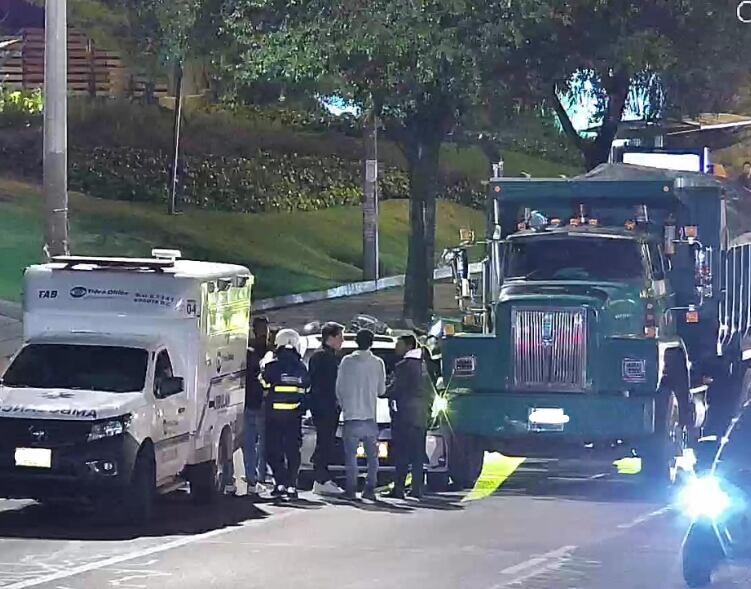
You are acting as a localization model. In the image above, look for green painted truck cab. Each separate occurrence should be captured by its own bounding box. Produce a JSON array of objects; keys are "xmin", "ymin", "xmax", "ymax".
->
[{"xmin": 430, "ymin": 165, "xmax": 751, "ymax": 488}]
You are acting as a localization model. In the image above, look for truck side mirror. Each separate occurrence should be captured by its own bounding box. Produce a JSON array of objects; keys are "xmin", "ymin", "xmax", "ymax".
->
[{"xmin": 158, "ymin": 376, "xmax": 184, "ymax": 398}]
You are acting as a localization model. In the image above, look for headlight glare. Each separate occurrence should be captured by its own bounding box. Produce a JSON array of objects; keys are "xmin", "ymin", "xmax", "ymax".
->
[{"xmin": 680, "ymin": 475, "xmax": 731, "ymax": 520}]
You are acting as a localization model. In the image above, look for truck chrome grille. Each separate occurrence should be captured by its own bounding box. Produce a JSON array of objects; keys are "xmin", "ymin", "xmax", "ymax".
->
[{"xmin": 512, "ymin": 307, "xmax": 588, "ymax": 390}]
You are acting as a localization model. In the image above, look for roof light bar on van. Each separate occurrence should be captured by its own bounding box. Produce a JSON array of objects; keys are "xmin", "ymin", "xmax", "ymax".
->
[
  {"xmin": 151, "ymin": 248, "xmax": 182, "ymax": 261},
  {"xmin": 51, "ymin": 256, "xmax": 173, "ymax": 271}
]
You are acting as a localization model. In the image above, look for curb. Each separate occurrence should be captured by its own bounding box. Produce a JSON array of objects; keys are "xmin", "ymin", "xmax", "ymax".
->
[{"xmin": 0, "ymin": 262, "xmax": 483, "ymax": 318}]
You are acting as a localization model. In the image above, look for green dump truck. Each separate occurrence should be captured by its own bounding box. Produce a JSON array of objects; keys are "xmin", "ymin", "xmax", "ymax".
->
[{"xmin": 434, "ymin": 163, "xmax": 751, "ymax": 487}]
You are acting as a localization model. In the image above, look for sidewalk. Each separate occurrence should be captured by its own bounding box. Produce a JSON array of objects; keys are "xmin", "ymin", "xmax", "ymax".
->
[{"xmin": 0, "ymin": 283, "xmax": 458, "ymax": 370}]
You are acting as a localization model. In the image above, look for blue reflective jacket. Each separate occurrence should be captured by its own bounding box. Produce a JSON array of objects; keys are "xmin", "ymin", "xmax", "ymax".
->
[{"xmin": 260, "ymin": 348, "xmax": 310, "ymax": 415}]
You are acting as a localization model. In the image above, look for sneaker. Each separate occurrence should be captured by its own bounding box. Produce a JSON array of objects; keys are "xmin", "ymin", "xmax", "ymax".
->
[
  {"xmin": 407, "ymin": 489, "xmax": 423, "ymax": 500},
  {"xmin": 286, "ymin": 487, "xmax": 299, "ymax": 500},
  {"xmin": 313, "ymin": 480, "xmax": 342, "ymax": 496},
  {"xmin": 253, "ymin": 482, "xmax": 268, "ymax": 495},
  {"xmin": 343, "ymin": 489, "xmax": 358, "ymax": 501},
  {"xmin": 271, "ymin": 485, "xmax": 286, "ymax": 498},
  {"xmin": 382, "ymin": 488, "xmax": 405, "ymax": 499},
  {"xmin": 224, "ymin": 483, "xmax": 238, "ymax": 495},
  {"xmin": 362, "ymin": 488, "xmax": 376, "ymax": 501}
]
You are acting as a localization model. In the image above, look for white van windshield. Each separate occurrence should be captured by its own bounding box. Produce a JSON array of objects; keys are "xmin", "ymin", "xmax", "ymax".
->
[{"xmin": 3, "ymin": 344, "xmax": 148, "ymax": 393}]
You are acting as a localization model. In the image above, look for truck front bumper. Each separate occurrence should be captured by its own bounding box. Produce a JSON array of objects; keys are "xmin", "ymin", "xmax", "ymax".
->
[
  {"xmin": 445, "ymin": 392, "xmax": 655, "ymax": 458},
  {"xmin": 0, "ymin": 434, "xmax": 139, "ymax": 501}
]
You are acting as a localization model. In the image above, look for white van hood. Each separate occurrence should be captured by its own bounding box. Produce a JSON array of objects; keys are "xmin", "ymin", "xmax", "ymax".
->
[{"xmin": 0, "ymin": 387, "xmax": 145, "ymax": 421}]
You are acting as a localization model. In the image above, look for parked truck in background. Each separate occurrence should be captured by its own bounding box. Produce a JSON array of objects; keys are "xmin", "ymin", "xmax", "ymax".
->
[{"xmin": 433, "ymin": 163, "xmax": 751, "ymax": 488}]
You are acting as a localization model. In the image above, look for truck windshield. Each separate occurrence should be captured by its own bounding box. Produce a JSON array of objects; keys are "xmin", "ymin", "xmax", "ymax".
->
[
  {"xmin": 504, "ymin": 236, "xmax": 644, "ymax": 282},
  {"xmin": 2, "ymin": 344, "xmax": 148, "ymax": 393}
]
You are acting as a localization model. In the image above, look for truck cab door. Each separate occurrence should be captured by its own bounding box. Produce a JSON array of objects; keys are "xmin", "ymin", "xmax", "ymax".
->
[{"xmin": 152, "ymin": 348, "xmax": 191, "ymax": 483}]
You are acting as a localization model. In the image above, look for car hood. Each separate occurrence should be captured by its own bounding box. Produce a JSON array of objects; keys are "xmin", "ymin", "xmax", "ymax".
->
[{"xmin": 0, "ymin": 386, "xmax": 146, "ymax": 420}]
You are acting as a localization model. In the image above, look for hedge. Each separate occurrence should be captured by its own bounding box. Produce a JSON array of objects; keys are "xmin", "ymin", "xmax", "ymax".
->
[{"xmin": 0, "ymin": 139, "xmax": 484, "ymax": 213}]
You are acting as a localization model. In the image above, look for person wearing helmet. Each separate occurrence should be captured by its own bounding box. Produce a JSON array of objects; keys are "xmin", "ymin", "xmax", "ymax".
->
[{"xmin": 260, "ymin": 328, "xmax": 310, "ymax": 499}]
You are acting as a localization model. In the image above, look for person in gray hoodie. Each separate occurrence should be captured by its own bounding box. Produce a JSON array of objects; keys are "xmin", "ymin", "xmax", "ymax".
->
[{"xmin": 335, "ymin": 329, "xmax": 386, "ymax": 500}]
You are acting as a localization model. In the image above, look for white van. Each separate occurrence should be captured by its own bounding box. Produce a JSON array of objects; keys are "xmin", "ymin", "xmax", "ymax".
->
[{"xmin": 0, "ymin": 251, "xmax": 252, "ymax": 521}]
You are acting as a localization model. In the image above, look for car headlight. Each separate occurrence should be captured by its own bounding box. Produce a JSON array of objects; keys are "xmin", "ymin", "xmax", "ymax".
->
[
  {"xmin": 680, "ymin": 475, "xmax": 731, "ymax": 520},
  {"xmin": 88, "ymin": 415, "xmax": 131, "ymax": 442},
  {"xmin": 432, "ymin": 395, "xmax": 449, "ymax": 419}
]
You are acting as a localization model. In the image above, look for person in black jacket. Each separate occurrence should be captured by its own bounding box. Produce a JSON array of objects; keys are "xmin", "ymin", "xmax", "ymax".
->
[
  {"xmin": 262, "ymin": 329, "xmax": 310, "ymax": 500},
  {"xmin": 308, "ymin": 321, "xmax": 344, "ymax": 495},
  {"xmin": 383, "ymin": 334, "xmax": 433, "ymax": 499},
  {"xmin": 242, "ymin": 316, "xmax": 270, "ymax": 497}
]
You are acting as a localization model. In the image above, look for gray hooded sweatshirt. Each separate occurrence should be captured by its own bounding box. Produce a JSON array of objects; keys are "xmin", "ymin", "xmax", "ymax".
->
[{"xmin": 335, "ymin": 350, "xmax": 386, "ymax": 422}]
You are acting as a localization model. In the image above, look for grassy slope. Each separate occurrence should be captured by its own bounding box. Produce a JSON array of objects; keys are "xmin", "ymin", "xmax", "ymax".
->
[{"xmin": 0, "ymin": 178, "xmax": 485, "ymax": 302}]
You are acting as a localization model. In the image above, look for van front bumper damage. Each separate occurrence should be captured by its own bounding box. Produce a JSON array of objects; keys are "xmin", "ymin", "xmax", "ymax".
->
[{"xmin": 0, "ymin": 419, "xmax": 140, "ymax": 501}]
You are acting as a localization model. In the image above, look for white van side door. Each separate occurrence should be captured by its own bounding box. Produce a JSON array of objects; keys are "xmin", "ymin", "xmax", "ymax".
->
[{"xmin": 152, "ymin": 349, "xmax": 191, "ymax": 483}]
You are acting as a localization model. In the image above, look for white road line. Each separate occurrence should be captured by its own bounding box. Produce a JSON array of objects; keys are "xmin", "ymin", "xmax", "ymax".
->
[
  {"xmin": 1, "ymin": 510, "xmax": 299, "ymax": 589},
  {"xmin": 490, "ymin": 545, "xmax": 578, "ymax": 589},
  {"xmin": 617, "ymin": 506, "xmax": 672, "ymax": 530}
]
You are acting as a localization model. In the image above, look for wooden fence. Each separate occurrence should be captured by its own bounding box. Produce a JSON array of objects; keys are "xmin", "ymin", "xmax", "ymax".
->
[{"xmin": 0, "ymin": 28, "xmax": 168, "ymax": 99}]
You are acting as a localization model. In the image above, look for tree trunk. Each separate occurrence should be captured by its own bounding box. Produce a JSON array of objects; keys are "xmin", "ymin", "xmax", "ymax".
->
[{"xmin": 402, "ymin": 137, "xmax": 441, "ymax": 324}]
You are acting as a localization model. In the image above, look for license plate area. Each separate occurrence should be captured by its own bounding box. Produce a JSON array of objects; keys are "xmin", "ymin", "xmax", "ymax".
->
[
  {"xmin": 528, "ymin": 407, "xmax": 570, "ymax": 432},
  {"xmin": 15, "ymin": 448, "xmax": 52, "ymax": 468}
]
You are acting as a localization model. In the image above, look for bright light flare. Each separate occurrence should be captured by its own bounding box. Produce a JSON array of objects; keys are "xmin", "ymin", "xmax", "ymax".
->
[
  {"xmin": 680, "ymin": 476, "xmax": 731, "ymax": 520},
  {"xmin": 432, "ymin": 395, "xmax": 449, "ymax": 418}
]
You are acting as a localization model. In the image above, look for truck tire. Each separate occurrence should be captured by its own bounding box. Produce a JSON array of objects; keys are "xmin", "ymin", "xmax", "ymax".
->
[
  {"xmin": 191, "ymin": 431, "xmax": 232, "ymax": 504},
  {"xmin": 125, "ymin": 449, "xmax": 156, "ymax": 525},
  {"xmin": 640, "ymin": 388, "xmax": 683, "ymax": 486},
  {"xmin": 426, "ymin": 471, "xmax": 450, "ymax": 492},
  {"xmin": 448, "ymin": 434, "xmax": 484, "ymax": 489}
]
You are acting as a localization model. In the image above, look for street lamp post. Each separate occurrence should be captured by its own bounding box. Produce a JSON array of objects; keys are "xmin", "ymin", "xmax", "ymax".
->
[{"xmin": 43, "ymin": 0, "xmax": 69, "ymax": 258}]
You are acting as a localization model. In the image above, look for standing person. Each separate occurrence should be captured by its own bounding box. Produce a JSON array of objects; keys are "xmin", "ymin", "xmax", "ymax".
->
[
  {"xmin": 336, "ymin": 329, "xmax": 386, "ymax": 500},
  {"xmin": 738, "ymin": 161, "xmax": 751, "ymax": 192},
  {"xmin": 308, "ymin": 321, "xmax": 344, "ymax": 495},
  {"xmin": 383, "ymin": 334, "xmax": 433, "ymax": 499},
  {"xmin": 262, "ymin": 329, "xmax": 309, "ymax": 500},
  {"xmin": 242, "ymin": 316, "xmax": 270, "ymax": 498}
]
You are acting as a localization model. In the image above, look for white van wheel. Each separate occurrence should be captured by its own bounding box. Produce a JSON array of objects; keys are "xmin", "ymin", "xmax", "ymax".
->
[{"xmin": 191, "ymin": 431, "xmax": 232, "ymax": 504}]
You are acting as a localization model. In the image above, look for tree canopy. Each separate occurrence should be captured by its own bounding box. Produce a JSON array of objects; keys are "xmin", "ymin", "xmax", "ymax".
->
[
  {"xmin": 507, "ymin": 0, "xmax": 751, "ymax": 168},
  {"xmin": 222, "ymin": 0, "xmax": 519, "ymax": 322}
]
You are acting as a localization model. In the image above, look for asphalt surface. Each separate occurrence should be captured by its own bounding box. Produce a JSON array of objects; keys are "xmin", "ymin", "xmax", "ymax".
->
[{"xmin": 1, "ymin": 456, "xmax": 750, "ymax": 589}]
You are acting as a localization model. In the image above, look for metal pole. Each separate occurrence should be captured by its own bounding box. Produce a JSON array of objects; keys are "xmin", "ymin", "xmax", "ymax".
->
[
  {"xmin": 43, "ymin": 0, "xmax": 69, "ymax": 258},
  {"xmin": 363, "ymin": 108, "xmax": 379, "ymax": 280},
  {"xmin": 168, "ymin": 61, "xmax": 184, "ymax": 215}
]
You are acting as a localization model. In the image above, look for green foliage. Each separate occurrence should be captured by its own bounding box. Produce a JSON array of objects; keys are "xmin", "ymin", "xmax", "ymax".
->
[
  {"xmin": 0, "ymin": 88, "xmax": 43, "ymax": 129},
  {"xmin": 0, "ymin": 177, "xmax": 485, "ymax": 302}
]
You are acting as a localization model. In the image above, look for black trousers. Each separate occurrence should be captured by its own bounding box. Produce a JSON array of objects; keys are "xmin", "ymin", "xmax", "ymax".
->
[
  {"xmin": 312, "ymin": 409, "xmax": 340, "ymax": 483},
  {"xmin": 265, "ymin": 412, "xmax": 302, "ymax": 488},
  {"xmin": 394, "ymin": 422, "xmax": 427, "ymax": 493}
]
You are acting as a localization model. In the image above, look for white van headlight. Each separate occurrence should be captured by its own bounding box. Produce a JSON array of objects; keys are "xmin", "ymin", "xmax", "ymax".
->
[{"xmin": 88, "ymin": 416, "xmax": 131, "ymax": 442}]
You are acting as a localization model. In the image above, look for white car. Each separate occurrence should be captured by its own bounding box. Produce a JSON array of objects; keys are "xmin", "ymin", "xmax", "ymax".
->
[{"xmin": 297, "ymin": 330, "xmax": 448, "ymax": 489}]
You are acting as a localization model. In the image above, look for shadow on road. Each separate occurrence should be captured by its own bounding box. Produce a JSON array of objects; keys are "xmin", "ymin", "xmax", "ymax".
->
[{"xmin": 0, "ymin": 492, "xmax": 270, "ymax": 541}]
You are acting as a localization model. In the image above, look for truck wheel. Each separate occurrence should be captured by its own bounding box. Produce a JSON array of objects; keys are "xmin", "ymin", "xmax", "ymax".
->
[
  {"xmin": 640, "ymin": 389, "xmax": 683, "ymax": 486},
  {"xmin": 426, "ymin": 471, "xmax": 450, "ymax": 492},
  {"xmin": 125, "ymin": 450, "xmax": 156, "ymax": 525},
  {"xmin": 707, "ymin": 365, "xmax": 751, "ymax": 435},
  {"xmin": 448, "ymin": 434, "xmax": 484, "ymax": 489},
  {"xmin": 191, "ymin": 432, "xmax": 232, "ymax": 504}
]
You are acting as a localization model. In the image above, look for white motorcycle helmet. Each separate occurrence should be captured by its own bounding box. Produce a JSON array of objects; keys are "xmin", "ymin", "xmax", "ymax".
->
[{"xmin": 274, "ymin": 328, "xmax": 305, "ymax": 356}]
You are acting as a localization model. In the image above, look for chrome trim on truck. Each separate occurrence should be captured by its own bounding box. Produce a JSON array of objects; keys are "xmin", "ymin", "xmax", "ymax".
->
[{"xmin": 512, "ymin": 306, "xmax": 588, "ymax": 391}]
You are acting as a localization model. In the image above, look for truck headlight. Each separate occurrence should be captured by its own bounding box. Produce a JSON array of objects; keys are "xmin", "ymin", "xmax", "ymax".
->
[
  {"xmin": 680, "ymin": 475, "xmax": 731, "ymax": 520},
  {"xmin": 88, "ymin": 416, "xmax": 131, "ymax": 442}
]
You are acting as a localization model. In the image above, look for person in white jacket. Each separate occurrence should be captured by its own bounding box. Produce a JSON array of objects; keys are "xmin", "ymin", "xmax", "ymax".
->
[{"xmin": 335, "ymin": 329, "xmax": 386, "ymax": 500}]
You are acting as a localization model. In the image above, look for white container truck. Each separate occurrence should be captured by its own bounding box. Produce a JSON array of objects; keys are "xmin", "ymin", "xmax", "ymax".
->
[{"xmin": 0, "ymin": 251, "xmax": 252, "ymax": 521}]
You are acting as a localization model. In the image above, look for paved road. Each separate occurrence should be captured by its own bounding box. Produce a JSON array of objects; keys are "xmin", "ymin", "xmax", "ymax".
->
[{"xmin": 0, "ymin": 458, "xmax": 749, "ymax": 589}]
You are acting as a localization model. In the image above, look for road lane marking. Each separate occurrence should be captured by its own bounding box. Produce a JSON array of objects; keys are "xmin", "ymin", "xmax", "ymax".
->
[
  {"xmin": 1, "ymin": 510, "xmax": 299, "ymax": 589},
  {"xmin": 463, "ymin": 453, "xmax": 526, "ymax": 502},
  {"xmin": 617, "ymin": 506, "xmax": 672, "ymax": 530},
  {"xmin": 490, "ymin": 545, "xmax": 578, "ymax": 588}
]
